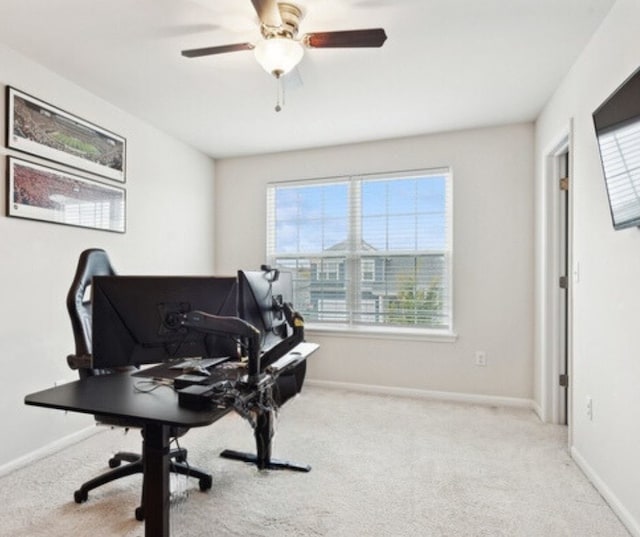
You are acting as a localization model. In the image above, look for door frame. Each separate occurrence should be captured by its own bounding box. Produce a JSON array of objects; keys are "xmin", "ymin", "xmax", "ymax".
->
[{"xmin": 536, "ymin": 121, "xmax": 573, "ymax": 434}]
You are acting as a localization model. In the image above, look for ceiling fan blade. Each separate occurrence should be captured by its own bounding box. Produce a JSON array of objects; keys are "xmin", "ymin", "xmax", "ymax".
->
[
  {"xmin": 303, "ymin": 28, "xmax": 387, "ymax": 48},
  {"xmin": 181, "ymin": 43, "xmax": 254, "ymax": 58},
  {"xmin": 251, "ymin": 0, "xmax": 282, "ymax": 28}
]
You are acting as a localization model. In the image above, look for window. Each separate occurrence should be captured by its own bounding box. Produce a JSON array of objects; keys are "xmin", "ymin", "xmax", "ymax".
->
[
  {"xmin": 317, "ymin": 260, "xmax": 340, "ymax": 281},
  {"xmin": 361, "ymin": 259, "xmax": 375, "ymax": 282},
  {"xmin": 266, "ymin": 168, "xmax": 452, "ymax": 332}
]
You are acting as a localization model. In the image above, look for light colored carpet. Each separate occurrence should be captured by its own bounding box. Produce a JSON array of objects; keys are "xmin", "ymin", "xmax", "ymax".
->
[{"xmin": 0, "ymin": 387, "xmax": 631, "ymax": 537}]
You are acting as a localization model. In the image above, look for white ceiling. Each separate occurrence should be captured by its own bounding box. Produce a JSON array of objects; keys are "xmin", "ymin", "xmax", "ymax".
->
[{"xmin": 0, "ymin": 0, "xmax": 616, "ymax": 158}]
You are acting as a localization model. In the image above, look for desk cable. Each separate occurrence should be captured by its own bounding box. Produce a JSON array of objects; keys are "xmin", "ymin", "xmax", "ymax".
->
[
  {"xmin": 133, "ymin": 377, "xmax": 175, "ymax": 393},
  {"xmin": 222, "ymin": 381, "xmax": 281, "ymax": 432},
  {"xmin": 169, "ymin": 436, "xmax": 191, "ymax": 509}
]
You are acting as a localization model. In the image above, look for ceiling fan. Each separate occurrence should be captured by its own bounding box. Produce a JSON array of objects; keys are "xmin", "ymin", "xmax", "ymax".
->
[{"xmin": 181, "ymin": 0, "xmax": 387, "ymax": 110}]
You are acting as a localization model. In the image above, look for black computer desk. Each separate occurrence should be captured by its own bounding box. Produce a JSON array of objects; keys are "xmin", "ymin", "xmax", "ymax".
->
[
  {"xmin": 25, "ymin": 372, "xmax": 232, "ymax": 537},
  {"xmin": 24, "ymin": 341, "xmax": 318, "ymax": 537}
]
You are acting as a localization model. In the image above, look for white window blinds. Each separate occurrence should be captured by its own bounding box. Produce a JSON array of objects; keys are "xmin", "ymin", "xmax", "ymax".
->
[
  {"xmin": 597, "ymin": 118, "xmax": 640, "ymax": 229},
  {"xmin": 267, "ymin": 168, "xmax": 452, "ymax": 332}
]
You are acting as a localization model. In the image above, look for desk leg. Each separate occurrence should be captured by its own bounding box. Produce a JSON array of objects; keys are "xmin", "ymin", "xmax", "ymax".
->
[
  {"xmin": 142, "ymin": 423, "xmax": 171, "ymax": 537},
  {"xmin": 220, "ymin": 408, "xmax": 311, "ymax": 472}
]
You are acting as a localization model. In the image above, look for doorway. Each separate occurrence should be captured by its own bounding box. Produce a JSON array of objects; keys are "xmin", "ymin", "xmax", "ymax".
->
[
  {"xmin": 539, "ymin": 128, "xmax": 572, "ymax": 429},
  {"xmin": 557, "ymin": 149, "xmax": 569, "ymax": 425}
]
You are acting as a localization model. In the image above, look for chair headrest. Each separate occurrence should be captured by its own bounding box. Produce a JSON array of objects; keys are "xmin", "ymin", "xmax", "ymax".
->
[{"xmin": 66, "ymin": 248, "xmax": 116, "ymax": 358}]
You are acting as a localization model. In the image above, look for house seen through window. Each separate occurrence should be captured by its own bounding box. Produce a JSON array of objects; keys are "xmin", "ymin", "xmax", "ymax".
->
[{"xmin": 266, "ymin": 168, "xmax": 452, "ymax": 332}]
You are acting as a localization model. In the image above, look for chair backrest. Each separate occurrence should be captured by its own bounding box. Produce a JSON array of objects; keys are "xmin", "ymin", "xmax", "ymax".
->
[{"xmin": 66, "ymin": 248, "xmax": 116, "ymax": 379}]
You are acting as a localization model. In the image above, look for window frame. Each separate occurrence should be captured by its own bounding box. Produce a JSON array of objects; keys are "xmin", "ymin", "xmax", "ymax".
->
[{"xmin": 266, "ymin": 168, "xmax": 455, "ymax": 339}]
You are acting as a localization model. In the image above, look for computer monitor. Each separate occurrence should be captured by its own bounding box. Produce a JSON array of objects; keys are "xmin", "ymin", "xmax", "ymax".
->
[
  {"xmin": 237, "ymin": 268, "xmax": 301, "ymax": 369},
  {"xmin": 91, "ymin": 275, "xmax": 238, "ymax": 369}
]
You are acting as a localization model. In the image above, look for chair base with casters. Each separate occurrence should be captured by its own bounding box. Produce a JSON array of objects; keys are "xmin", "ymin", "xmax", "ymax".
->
[{"xmin": 73, "ymin": 434, "xmax": 213, "ymax": 521}]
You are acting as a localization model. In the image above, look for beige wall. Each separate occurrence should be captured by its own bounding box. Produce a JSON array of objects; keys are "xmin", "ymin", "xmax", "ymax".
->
[
  {"xmin": 535, "ymin": 0, "xmax": 640, "ymax": 533},
  {"xmin": 0, "ymin": 44, "xmax": 217, "ymax": 466},
  {"xmin": 216, "ymin": 123, "xmax": 535, "ymax": 401}
]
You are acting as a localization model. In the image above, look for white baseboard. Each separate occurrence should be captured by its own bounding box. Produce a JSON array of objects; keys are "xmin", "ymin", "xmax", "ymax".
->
[
  {"xmin": 0, "ymin": 425, "xmax": 99, "ymax": 478},
  {"xmin": 531, "ymin": 400, "xmax": 545, "ymax": 421},
  {"xmin": 306, "ymin": 379, "xmax": 534, "ymax": 409},
  {"xmin": 571, "ymin": 446, "xmax": 640, "ymax": 537}
]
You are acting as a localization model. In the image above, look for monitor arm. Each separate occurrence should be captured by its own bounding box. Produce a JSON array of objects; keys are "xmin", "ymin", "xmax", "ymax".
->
[
  {"xmin": 169, "ymin": 310, "xmax": 262, "ymax": 383},
  {"xmin": 281, "ymin": 301, "xmax": 304, "ymax": 332},
  {"xmin": 174, "ymin": 304, "xmax": 311, "ymax": 473}
]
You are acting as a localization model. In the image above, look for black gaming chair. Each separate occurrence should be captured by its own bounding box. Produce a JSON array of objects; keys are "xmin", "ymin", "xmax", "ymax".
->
[{"xmin": 66, "ymin": 248, "xmax": 212, "ymax": 521}]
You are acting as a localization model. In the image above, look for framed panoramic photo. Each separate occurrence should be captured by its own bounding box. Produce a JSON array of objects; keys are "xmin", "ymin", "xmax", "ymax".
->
[
  {"xmin": 7, "ymin": 156, "xmax": 126, "ymax": 233},
  {"xmin": 6, "ymin": 87, "xmax": 126, "ymax": 182}
]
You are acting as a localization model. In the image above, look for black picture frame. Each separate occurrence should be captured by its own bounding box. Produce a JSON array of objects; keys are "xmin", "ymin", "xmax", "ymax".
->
[
  {"xmin": 7, "ymin": 156, "xmax": 126, "ymax": 233},
  {"xmin": 6, "ymin": 86, "xmax": 126, "ymax": 183}
]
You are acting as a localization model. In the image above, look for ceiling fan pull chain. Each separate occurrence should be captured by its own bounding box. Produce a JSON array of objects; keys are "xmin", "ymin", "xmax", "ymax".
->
[{"xmin": 275, "ymin": 75, "xmax": 284, "ymax": 112}]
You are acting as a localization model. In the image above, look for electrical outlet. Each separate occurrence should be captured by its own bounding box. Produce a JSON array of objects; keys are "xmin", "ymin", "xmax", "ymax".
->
[
  {"xmin": 475, "ymin": 351, "xmax": 487, "ymax": 367},
  {"xmin": 586, "ymin": 396, "xmax": 593, "ymax": 421}
]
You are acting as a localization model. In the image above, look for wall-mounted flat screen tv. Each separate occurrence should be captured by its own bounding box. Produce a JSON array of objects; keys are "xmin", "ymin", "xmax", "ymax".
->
[{"xmin": 593, "ymin": 66, "xmax": 640, "ymax": 230}]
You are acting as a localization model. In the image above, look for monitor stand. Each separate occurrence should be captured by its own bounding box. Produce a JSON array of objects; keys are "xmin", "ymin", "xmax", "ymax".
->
[{"xmin": 219, "ymin": 407, "xmax": 310, "ymax": 472}]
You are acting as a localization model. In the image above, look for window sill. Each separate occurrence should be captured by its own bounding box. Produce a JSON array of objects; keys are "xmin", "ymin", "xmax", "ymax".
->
[{"xmin": 304, "ymin": 323, "xmax": 458, "ymax": 343}]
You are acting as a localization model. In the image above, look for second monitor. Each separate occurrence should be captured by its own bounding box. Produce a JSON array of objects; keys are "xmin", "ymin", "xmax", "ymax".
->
[{"xmin": 237, "ymin": 268, "xmax": 303, "ymax": 372}]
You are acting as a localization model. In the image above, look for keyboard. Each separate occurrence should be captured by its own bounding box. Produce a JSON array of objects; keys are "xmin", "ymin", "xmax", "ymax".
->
[{"xmin": 169, "ymin": 356, "xmax": 231, "ymax": 370}]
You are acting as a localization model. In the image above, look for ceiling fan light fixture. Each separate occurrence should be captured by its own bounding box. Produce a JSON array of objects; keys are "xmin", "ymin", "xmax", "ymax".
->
[{"xmin": 254, "ymin": 37, "xmax": 304, "ymax": 77}]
